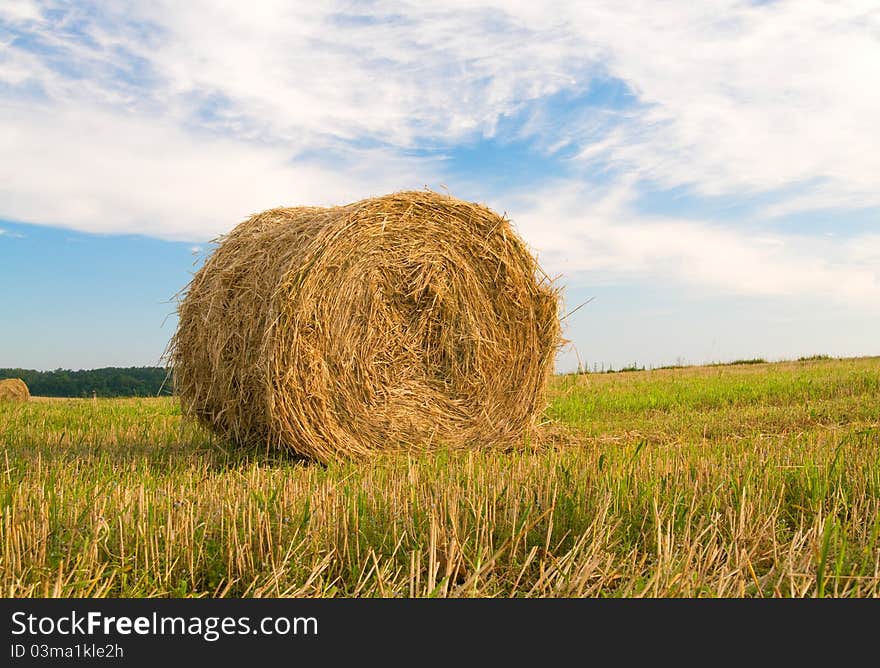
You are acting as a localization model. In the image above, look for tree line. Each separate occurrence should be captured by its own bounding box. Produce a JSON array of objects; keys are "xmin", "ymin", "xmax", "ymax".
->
[{"xmin": 0, "ymin": 367, "xmax": 172, "ymax": 398}]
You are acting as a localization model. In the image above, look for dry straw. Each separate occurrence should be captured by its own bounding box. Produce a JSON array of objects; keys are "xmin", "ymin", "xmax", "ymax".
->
[
  {"xmin": 170, "ymin": 190, "xmax": 560, "ymax": 462},
  {"xmin": 0, "ymin": 378, "xmax": 30, "ymax": 402}
]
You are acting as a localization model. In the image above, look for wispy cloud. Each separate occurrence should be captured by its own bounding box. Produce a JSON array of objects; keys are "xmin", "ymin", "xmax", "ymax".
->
[
  {"xmin": 1, "ymin": 1, "xmax": 878, "ymax": 306},
  {"xmin": 556, "ymin": 1, "xmax": 880, "ymax": 209},
  {"xmin": 0, "ymin": 227, "xmax": 24, "ymax": 238},
  {"xmin": 4, "ymin": 2, "xmax": 878, "ymax": 206}
]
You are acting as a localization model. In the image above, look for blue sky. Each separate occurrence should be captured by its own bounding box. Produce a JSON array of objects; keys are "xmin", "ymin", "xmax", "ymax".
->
[
  {"xmin": 1, "ymin": 221, "xmax": 196, "ymax": 368},
  {"xmin": 1, "ymin": 1, "xmax": 878, "ymax": 372}
]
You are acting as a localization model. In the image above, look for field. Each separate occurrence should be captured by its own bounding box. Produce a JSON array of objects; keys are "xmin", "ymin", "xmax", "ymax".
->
[{"xmin": 1, "ymin": 357, "xmax": 878, "ymax": 597}]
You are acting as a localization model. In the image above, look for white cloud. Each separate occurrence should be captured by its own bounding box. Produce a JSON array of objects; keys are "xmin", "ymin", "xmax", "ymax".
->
[
  {"xmin": 0, "ymin": 101, "xmax": 439, "ymax": 240},
  {"xmin": 0, "ymin": 0, "xmax": 41, "ymax": 24},
  {"xmin": 0, "ymin": 2, "xmax": 593, "ymax": 149},
  {"xmin": 507, "ymin": 180, "xmax": 880, "ymax": 309},
  {"xmin": 2, "ymin": 1, "xmax": 876, "ymax": 206},
  {"xmin": 1, "ymin": 0, "xmax": 879, "ymax": 307},
  {"xmin": 848, "ymin": 234, "xmax": 880, "ymax": 264},
  {"xmin": 5, "ymin": 3, "xmax": 879, "ymax": 187},
  {"xmin": 126, "ymin": 2, "xmax": 593, "ymax": 148},
  {"xmin": 556, "ymin": 0, "xmax": 880, "ymax": 208}
]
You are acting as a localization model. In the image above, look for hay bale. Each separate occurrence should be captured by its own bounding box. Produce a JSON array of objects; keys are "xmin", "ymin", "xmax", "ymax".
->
[
  {"xmin": 0, "ymin": 378, "xmax": 30, "ymax": 402},
  {"xmin": 170, "ymin": 190, "xmax": 560, "ymax": 462}
]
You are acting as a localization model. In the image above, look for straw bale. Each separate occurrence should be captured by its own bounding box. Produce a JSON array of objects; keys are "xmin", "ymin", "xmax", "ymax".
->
[
  {"xmin": 0, "ymin": 378, "xmax": 30, "ymax": 401},
  {"xmin": 170, "ymin": 191, "xmax": 560, "ymax": 462}
]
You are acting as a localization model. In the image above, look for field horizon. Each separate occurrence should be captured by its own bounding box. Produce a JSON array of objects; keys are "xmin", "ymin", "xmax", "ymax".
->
[{"xmin": 1, "ymin": 355, "xmax": 878, "ymax": 597}]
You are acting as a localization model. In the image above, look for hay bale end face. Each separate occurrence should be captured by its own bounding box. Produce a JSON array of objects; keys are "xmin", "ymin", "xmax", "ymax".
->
[
  {"xmin": 171, "ymin": 191, "xmax": 560, "ymax": 462},
  {"xmin": 0, "ymin": 378, "xmax": 30, "ymax": 402}
]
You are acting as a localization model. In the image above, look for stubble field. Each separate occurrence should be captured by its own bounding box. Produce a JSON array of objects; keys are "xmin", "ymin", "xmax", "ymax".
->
[{"xmin": 1, "ymin": 356, "xmax": 878, "ymax": 597}]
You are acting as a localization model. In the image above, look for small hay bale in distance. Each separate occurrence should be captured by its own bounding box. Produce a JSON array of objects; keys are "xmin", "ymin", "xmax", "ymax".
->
[
  {"xmin": 171, "ymin": 190, "xmax": 560, "ymax": 462},
  {"xmin": 0, "ymin": 378, "xmax": 30, "ymax": 402}
]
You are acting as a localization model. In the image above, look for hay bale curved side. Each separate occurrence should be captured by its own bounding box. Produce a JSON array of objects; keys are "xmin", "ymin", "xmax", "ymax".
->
[
  {"xmin": 0, "ymin": 378, "xmax": 30, "ymax": 401},
  {"xmin": 170, "ymin": 191, "xmax": 560, "ymax": 461}
]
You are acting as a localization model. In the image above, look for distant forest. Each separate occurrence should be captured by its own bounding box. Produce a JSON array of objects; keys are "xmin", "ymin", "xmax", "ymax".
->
[{"xmin": 0, "ymin": 367, "xmax": 172, "ymax": 398}]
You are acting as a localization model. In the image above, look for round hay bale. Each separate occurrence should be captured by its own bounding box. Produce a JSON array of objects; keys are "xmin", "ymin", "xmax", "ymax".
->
[
  {"xmin": 170, "ymin": 190, "xmax": 560, "ymax": 462},
  {"xmin": 0, "ymin": 378, "xmax": 30, "ymax": 402}
]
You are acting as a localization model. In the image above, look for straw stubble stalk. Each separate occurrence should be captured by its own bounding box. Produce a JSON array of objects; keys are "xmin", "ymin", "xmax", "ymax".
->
[{"xmin": 170, "ymin": 190, "xmax": 561, "ymax": 462}]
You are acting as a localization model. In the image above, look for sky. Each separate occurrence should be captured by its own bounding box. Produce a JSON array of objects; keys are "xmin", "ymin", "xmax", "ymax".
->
[{"xmin": 1, "ymin": 0, "xmax": 878, "ymax": 372}]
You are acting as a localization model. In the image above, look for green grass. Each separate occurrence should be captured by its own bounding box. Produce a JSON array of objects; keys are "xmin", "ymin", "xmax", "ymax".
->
[{"xmin": 1, "ymin": 356, "xmax": 878, "ymax": 597}]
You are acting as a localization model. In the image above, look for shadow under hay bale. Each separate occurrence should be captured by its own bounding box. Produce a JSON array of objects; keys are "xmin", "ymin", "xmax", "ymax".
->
[
  {"xmin": 0, "ymin": 378, "xmax": 30, "ymax": 402},
  {"xmin": 170, "ymin": 190, "xmax": 560, "ymax": 463}
]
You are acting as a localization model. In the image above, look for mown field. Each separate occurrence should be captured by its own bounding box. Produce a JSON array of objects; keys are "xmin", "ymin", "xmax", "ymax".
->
[{"xmin": 1, "ymin": 357, "xmax": 878, "ymax": 597}]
